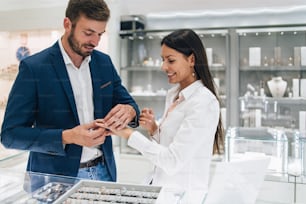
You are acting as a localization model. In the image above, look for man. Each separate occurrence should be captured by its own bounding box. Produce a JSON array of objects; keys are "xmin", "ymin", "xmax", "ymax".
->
[{"xmin": 1, "ymin": 0, "xmax": 139, "ymax": 182}]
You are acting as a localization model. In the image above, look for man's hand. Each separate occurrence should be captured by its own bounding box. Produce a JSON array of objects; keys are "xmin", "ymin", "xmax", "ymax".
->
[
  {"xmin": 95, "ymin": 119, "xmax": 133, "ymax": 139},
  {"xmin": 62, "ymin": 122, "xmax": 111, "ymax": 147},
  {"xmin": 102, "ymin": 104, "xmax": 136, "ymax": 130}
]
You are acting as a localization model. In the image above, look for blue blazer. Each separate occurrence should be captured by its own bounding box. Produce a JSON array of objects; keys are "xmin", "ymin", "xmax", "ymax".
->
[{"xmin": 1, "ymin": 42, "xmax": 139, "ymax": 181}]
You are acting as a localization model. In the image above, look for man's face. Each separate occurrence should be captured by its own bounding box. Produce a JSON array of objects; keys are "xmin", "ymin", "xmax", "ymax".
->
[{"xmin": 67, "ymin": 15, "xmax": 107, "ymax": 57}]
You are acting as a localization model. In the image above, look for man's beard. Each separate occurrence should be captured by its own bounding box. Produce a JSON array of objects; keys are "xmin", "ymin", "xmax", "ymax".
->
[{"xmin": 67, "ymin": 30, "xmax": 93, "ymax": 57}]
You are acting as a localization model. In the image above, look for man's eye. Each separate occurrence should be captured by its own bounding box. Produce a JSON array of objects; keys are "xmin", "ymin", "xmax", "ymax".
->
[{"xmin": 83, "ymin": 31, "xmax": 93, "ymax": 36}]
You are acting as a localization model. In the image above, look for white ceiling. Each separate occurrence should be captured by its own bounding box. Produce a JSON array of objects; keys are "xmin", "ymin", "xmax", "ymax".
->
[
  {"xmin": 0, "ymin": 0, "xmax": 68, "ymax": 11},
  {"xmin": 120, "ymin": 0, "xmax": 306, "ymax": 15},
  {"xmin": 1, "ymin": 0, "xmax": 306, "ymax": 15}
]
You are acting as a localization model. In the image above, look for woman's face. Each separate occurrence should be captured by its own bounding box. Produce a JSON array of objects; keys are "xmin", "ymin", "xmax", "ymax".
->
[{"xmin": 161, "ymin": 45, "xmax": 196, "ymax": 89}]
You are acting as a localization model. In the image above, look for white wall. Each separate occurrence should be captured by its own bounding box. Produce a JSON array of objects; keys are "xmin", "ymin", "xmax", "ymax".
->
[
  {"xmin": 0, "ymin": 7, "xmax": 65, "ymax": 32},
  {"xmin": 0, "ymin": 30, "xmax": 61, "ymax": 69},
  {"xmin": 0, "ymin": 29, "xmax": 110, "ymax": 69}
]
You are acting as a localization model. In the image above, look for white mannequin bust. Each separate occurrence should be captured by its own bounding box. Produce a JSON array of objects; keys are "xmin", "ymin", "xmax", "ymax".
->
[{"xmin": 267, "ymin": 76, "xmax": 287, "ymax": 98}]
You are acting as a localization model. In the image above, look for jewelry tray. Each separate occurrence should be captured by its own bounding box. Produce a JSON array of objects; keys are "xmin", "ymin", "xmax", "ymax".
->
[{"xmin": 53, "ymin": 180, "xmax": 162, "ymax": 204}]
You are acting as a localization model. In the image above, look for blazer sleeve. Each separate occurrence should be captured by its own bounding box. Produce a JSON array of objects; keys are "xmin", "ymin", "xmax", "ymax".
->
[{"xmin": 1, "ymin": 60, "xmax": 65, "ymax": 156}]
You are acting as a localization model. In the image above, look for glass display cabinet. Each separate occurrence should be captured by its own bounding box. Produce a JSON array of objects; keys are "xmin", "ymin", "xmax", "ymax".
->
[
  {"xmin": 1, "ymin": 148, "xmax": 306, "ymax": 204},
  {"xmin": 118, "ymin": 16, "xmax": 306, "ymax": 156},
  {"xmin": 225, "ymin": 127, "xmax": 289, "ymax": 174},
  {"xmin": 224, "ymin": 126, "xmax": 306, "ymax": 203},
  {"xmin": 119, "ymin": 29, "xmax": 229, "ymax": 153},
  {"xmin": 237, "ymin": 26, "xmax": 306, "ymax": 130}
]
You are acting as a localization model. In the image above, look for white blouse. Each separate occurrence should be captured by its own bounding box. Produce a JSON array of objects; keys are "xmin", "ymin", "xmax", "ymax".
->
[{"xmin": 128, "ymin": 80, "xmax": 220, "ymax": 203}]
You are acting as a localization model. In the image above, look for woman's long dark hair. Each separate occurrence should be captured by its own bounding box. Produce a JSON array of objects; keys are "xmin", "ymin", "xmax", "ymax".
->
[{"xmin": 161, "ymin": 29, "xmax": 224, "ymax": 154}]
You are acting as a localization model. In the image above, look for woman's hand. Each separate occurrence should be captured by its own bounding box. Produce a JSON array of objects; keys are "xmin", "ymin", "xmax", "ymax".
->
[
  {"xmin": 139, "ymin": 108, "xmax": 158, "ymax": 136},
  {"xmin": 95, "ymin": 119, "xmax": 133, "ymax": 139}
]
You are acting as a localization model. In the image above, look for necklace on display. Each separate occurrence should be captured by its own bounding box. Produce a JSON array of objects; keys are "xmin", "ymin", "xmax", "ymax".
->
[{"xmin": 267, "ymin": 77, "xmax": 287, "ymax": 98}]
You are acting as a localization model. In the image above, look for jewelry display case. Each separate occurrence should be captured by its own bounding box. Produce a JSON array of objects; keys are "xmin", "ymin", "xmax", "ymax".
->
[
  {"xmin": 225, "ymin": 127, "xmax": 289, "ymax": 174},
  {"xmin": 1, "ymin": 156, "xmax": 306, "ymax": 204},
  {"xmin": 0, "ymin": 169, "xmax": 164, "ymax": 203},
  {"xmin": 2, "ymin": 152, "xmax": 306, "ymax": 204},
  {"xmin": 224, "ymin": 126, "xmax": 306, "ymax": 203},
  {"xmin": 118, "ymin": 13, "xmax": 306, "ymax": 154},
  {"xmin": 237, "ymin": 26, "xmax": 306, "ymax": 130}
]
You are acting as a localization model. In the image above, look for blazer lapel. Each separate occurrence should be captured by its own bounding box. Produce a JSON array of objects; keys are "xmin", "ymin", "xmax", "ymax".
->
[
  {"xmin": 89, "ymin": 58, "xmax": 104, "ymax": 119},
  {"xmin": 50, "ymin": 43, "xmax": 79, "ymax": 124}
]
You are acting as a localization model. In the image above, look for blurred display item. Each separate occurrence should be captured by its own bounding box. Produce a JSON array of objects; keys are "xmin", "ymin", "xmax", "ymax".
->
[
  {"xmin": 225, "ymin": 127, "xmax": 288, "ymax": 174},
  {"xmin": 119, "ymin": 15, "xmax": 145, "ymax": 37},
  {"xmin": 267, "ymin": 77, "xmax": 287, "ymax": 98},
  {"xmin": 249, "ymin": 47, "xmax": 261, "ymax": 66}
]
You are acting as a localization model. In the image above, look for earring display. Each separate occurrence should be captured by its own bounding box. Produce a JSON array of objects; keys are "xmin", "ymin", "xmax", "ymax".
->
[{"xmin": 54, "ymin": 180, "xmax": 162, "ymax": 204}]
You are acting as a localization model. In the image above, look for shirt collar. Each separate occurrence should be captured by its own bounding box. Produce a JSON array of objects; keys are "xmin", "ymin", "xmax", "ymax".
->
[
  {"xmin": 170, "ymin": 80, "xmax": 203, "ymax": 101},
  {"xmin": 58, "ymin": 39, "xmax": 91, "ymax": 66}
]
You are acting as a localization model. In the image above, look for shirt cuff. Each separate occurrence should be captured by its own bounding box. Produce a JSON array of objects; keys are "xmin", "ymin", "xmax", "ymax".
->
[
  {"xmin": 127, "ymin": 131, "xmax": 151, "ymax": 152},
  {"xmin": 151, "ymin": 128, "xmax": 160, "ymax": 143}
]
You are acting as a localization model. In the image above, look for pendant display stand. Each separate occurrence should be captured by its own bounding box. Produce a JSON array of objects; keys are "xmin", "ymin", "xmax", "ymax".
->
[{"xmin": 267, "ymin": 77, "xmax": 287, "ymax": 98}]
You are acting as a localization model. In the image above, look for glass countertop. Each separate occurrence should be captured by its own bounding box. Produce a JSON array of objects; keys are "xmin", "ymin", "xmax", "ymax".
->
[{"xmin": 1, "ymin": 151, "xmax": 306, "ymax": 203}]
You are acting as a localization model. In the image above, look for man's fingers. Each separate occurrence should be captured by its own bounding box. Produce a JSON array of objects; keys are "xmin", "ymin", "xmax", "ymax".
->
[{"xmin": 103, "ymin": 105, "xmax": 121, "ymax": 121}]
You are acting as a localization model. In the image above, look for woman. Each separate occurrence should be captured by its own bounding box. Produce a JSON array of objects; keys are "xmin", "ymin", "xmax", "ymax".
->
[{"xmin": 96, "ymin": 29, "xmax": 224, "ymax": 203}]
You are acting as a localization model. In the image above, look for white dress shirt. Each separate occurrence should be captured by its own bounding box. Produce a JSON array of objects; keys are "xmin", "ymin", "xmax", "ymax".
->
[
  {"xmin": 58, "ymin": 40, "xmax": 102, "ymax": 163},
  {"xmin": 128, "ymin": 80, "xmax": 220, "ymax": 203}
]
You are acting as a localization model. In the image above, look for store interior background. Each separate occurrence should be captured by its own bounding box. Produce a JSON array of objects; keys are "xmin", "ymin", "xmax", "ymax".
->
[
  {"xmin": 1, "ymin": 0, "xmax": 306, "ymax": 69},
  {"xmin": 1, "ymin": 1, "xmax": 306, "ymax": 156},
  {"xmin": 2, "ymin": 1, "xmax": 306, "ymax": 203},
  {"xmin": 0, "ymin": 0, "xmax": 305, "ymax": 71},
  {"xmin": 0, "ymin": 0, "xmax": 306, "ymax": 163},
  {"xmin": 1, "ymin": 0, "xmax": 306, "ymax": 122}
]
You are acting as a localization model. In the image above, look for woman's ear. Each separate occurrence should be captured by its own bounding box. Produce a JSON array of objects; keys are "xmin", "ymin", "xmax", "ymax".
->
[{"xmin": 189, "ymin": 53, "xmax": 195, "ymax": 67}]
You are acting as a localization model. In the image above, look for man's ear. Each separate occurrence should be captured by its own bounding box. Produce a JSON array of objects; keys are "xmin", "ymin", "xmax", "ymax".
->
[{"xmin": 63, "ymin": 17, "xmax": 72, "ymax": 31}]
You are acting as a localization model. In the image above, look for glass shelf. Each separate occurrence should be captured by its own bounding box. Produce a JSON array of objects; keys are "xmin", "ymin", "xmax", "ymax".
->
[
  {"xmin": 130, "ymin": 94, "xmax": 166, "ymax": 100},
  {"xmin": 240, "ymin": 66, "xmax": 306, "ymax": 71},
  {"xmin": 121, "ymin": 66, "xmax": 162, "ymax": 71}
]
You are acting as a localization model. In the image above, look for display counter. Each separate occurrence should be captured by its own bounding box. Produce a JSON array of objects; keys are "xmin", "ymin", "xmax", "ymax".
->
[
  {"xmin": 0, "ymin": 170, "xmax": 172, "ymax": 204},
  {"xmin": 1, "ymin": 152, "xmax": 306, "ymax": 204},
  {"xmin": 0, "ymin": 152, "xmax": 188, "ymax": 204}
]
